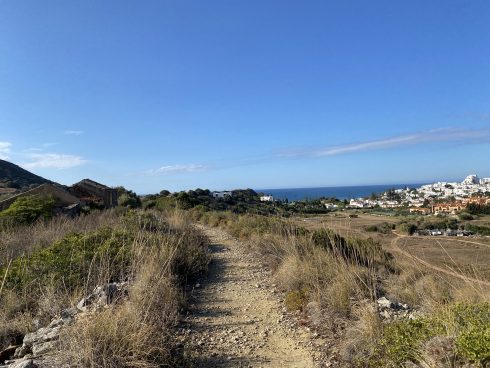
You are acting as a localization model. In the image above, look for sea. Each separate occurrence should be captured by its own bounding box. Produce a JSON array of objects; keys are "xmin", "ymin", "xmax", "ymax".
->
[{"xmin": 256, "ymin": 184, "xmax": 425, "ymax": 202}]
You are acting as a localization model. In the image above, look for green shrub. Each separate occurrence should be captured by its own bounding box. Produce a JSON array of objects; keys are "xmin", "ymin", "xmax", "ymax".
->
[
  {"xmin": 396, "ymin": 222, "xmax": 417, "ymax": 235},
  {"xmin": 465, "ymin": 224, "xmax": 490, "ymax": 236},
  {"xmin": 359, "ymin": 303, "xmax": 490, "ymax": 367},
  {"xmin": 458, "ymin": 212, "xmax": 474, "ymax": 221},
  {"xmin": 0, "ymin": 227, "xmax": 134, "ymax": 293},
  {"xmin": 364, "ymin": 318, "xmax": 439, "ymax": 367},
  {"xmin": 0, "ymin": 195, "xmax": 55, "ymax": 226},
  {"xmin": 452, "ymin": 302, "xmax": 490, "ymax": 365}
]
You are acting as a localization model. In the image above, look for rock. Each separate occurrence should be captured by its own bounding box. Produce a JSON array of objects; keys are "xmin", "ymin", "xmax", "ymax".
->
[
  {"xmin": 305, "ymin": 301, "xmax": 322, "ymax": 326},
  {"xmin": 32, "ymin": 341, "xmax": 58, "ymax": 357},
  {"xmin": 13, "ymin": 344, "xmax": 30, "ymax": 359},
  {"xmin": 195, "ymin": 283, "xmax": 201, "ymax": 289},
  {"xmin": 76, "ymin": 298, "xmax": 88, "ymax": 312},
  {"xmin": 7, "ymin": 359, "xmax": 37, "ymax": 368},
  {"xmin": 23, "ymin": 326, "xmax": 60, "ymax": 347},
  {"xmin": 60, "ymin": 308, "xmax": 77, "ymax": 323},
  {"xmin": 377, "ymin": 297, "xmax": 393, "ymax": 309}
]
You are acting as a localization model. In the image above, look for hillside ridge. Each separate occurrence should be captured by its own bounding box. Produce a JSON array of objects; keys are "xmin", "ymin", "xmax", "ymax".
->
[{"xmin": 0, "ymin": 159, "xmax": 51, "ymax": 191}]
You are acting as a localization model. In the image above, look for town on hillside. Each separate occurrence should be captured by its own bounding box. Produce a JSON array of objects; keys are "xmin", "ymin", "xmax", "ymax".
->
[{"xmin": 347, "ymin": 174, "xmax": 490, "ymax": 215}]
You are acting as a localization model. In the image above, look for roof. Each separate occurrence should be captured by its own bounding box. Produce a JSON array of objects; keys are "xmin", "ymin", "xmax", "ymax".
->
[{"xmin": 73, "ymin": 179, "xmax": 113, "ymax": 191}]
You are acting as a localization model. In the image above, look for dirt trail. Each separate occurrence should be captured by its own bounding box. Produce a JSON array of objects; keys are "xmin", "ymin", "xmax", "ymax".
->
[
  {"xmin": 391, "ymin": 233, "xmax": 490, "ymax": 287},
  {"xmin": 182, "ymin": 226, "xmax": 320, "ymax": 368}
]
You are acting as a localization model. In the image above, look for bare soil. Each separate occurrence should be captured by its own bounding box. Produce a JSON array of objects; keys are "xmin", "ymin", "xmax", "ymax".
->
[{"xmin": 182, "ymin": 226, "xmax": 327, "ymax": 368}]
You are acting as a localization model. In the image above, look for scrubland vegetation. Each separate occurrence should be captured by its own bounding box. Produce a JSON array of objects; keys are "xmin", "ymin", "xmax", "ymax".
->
[
  {"xmin": 191, "ymin": 209, "xmax": 490, "ymax": 367},
  {"xmin": 0, "ymin": 205, "xmax": 209, "ymax": 367},
  {"xmin": 1, "ymin": 192, "xmax": 489, "ymax": 367}
]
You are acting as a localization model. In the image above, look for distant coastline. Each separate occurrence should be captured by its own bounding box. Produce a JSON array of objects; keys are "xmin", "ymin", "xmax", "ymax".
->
[{"xmin": 257, "ymin": 184, "xmax": 426, "ymax": 201}]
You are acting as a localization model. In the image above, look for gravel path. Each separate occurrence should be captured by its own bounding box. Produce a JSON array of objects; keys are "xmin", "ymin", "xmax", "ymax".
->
[{"xmin": 182, "ymin": 225, "xmax": 320, "ymax": 368}]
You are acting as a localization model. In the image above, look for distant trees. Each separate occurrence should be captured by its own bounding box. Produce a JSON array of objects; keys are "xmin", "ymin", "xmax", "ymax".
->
[
  {"xmin": 466, "ymin": 203, "xmax": 490, "ymax": 215},
  {"xmin": 116, "ymin": 187, "xmax": 142, "ymax": 209}
]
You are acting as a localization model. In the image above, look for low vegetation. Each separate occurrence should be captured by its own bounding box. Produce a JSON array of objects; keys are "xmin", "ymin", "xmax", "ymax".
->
[
  {"xmin": 0, "ymin": 208, "xmax": 209, "ymax": 367},
  {"xmin": 0, "ymin": 195, "xmax": 55, "ymax": 228},
  {"xmin": 193, "ymin": 209, "xmax": 490, "ymax": 367},
  {"xmin": 1, "ymin": 188, "xmax": 489, "ymax": 367}
]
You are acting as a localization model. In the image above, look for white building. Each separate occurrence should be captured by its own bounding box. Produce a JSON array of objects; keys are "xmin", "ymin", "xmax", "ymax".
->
[
  {"xmin": 462, "ymin": 174, "xmax": 479, "ymax": 185},
  {"xmin": 260, "ymin": 195, "xmax": 274, "ymax": 202}
]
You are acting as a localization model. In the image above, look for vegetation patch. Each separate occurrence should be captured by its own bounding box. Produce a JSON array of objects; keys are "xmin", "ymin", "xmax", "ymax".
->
[{"xmin": 0, "ymin": 195, "xmax": 55, "ymax": 227}]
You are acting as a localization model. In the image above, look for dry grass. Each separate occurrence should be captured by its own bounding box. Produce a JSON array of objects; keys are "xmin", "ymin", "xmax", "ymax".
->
[
  {"xmin": 0, "ymin": 209, "xmax": 208, "ymax": 367},
  {"xmin": 0, "ymin": 209, "xmax": 124, "ymax": 265},
  {"xmin": 199, "ymin": 211, "xmax": 490, "ymax": 366}
]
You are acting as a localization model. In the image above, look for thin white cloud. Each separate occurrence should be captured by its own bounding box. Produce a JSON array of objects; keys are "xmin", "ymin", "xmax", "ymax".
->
[
  {"xmin": 64, "ymin": 130, "xmax": 84, "ymax": 136},
  {"xmin": 279, "ymin": 127, "xmax": 490, "ymax": 158},
  {"xmin": 42, "ymin": 142, "xmax": 59, "ymax": 147},
  {"xmin": 0, "ymin": 141, "xmax": 12, "ymax": 160},
  {"xmin": 22, "ymin": 153, "xmax": 87, "ymax": 170},
  {"xmin": 146, "ymin": 164, "xmax": 208, "ymax": 175}
]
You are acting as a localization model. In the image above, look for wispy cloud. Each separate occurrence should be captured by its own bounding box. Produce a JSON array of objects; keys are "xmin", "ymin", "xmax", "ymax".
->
[
  {"xmin": 64, "ymin": 130, "xmax": 84, "ymax": 136},
  {"xmin": 42, "ymin": 142, "xmax": 59, "ymax": 147},
  {"xmin": 23, "ymin": 153, "xmax": 87, "ymax": 170},
  {"xmin": 0, "ymin": 141, "xmax": 12, "ymax": 160},
  {"xmin": 278, "ymin": 127, "xmax": 490, "ymax": 158},
  {"xmin": 146, "ymin": 164, "xmax": 208, "ymax": 175}
]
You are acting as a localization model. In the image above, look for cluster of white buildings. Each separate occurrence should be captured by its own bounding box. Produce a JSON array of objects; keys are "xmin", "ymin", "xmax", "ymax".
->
[
  {"xmin": 416, "ymin": 174, "xmax": 490, "ymax": 201},
  {"xmin": 348, "ymin": 174, "xmax": 490, "ymax": 211}
]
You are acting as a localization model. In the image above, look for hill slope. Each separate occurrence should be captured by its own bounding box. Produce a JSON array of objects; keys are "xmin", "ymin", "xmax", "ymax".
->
[{"xmin": 0, "ymin": 159, "xmax": 50, "ymax": 191}]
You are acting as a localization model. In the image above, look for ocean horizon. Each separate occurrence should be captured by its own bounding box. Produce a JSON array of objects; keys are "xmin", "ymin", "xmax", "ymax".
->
[{"xmin": 256, "ymin": 183, "xmax": 426, "ymax": 201}]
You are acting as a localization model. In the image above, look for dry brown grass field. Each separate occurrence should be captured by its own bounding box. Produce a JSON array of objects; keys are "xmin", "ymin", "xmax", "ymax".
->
[{"xmin": 291, "ymin": 212, "xmax": 490, "ymax": 283}]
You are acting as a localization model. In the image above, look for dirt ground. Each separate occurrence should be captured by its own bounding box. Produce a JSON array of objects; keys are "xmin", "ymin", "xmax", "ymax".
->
[
  {"xmin": 183, "ymin": 225, "xmax": 330, "ymax": 368},
  {"xmin": 292, "ymin": 212, "xmax": 490, "ymax": 282}
]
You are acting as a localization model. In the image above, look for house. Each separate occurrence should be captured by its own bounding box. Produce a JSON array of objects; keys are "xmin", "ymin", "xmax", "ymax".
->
[
  {"xmin": 409, "ymin": 207, "xmax": 431, "ymax": 215},
  {"xmin": 349, "ymin": 199, "xmax": 365, "ymax": 208},
  {"xmin": 429, "ymin": 229, "xmax": 443, "ymax": 236},
  {"xmin": 324, "ymin": 203, "xmax": 339, "ymax": 210},
  {"xmin": 432, "ymin": 202, "xmax": 464, "ymax": 214},
  {"xmin": 260, "ymin": 195, "xmax": 274, "ymax": 202},
  {"xmin": 69, "ymin": 179, "xmax": 118, "ymax": 208},
  {"xmin": 212, "ymin": 191, "xmax": 232, "ymax": 199}
]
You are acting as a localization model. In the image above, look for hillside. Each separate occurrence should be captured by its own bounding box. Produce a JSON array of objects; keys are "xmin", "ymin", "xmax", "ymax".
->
[{"xmin": 0, "ymin": 159, "xmax": 50, "ymax": 191}]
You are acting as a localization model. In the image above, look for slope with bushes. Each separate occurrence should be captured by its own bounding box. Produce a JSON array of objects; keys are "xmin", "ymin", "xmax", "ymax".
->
[{"xmin": 0, "ymin": 209, "xmax": 209, "ymax": 367}]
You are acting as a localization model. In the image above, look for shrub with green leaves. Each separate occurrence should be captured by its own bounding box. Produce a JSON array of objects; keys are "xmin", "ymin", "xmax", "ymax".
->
[
  {"xmin": 0, "ymin": 195, "xmax": 55, "ymax": 226},
  {"xmin": 452, "ymin": 302, "xmax": 490, "ymax": 365},
  {"xmin": 0, "ymin": 227, "xmax": 134, "ymax": 293}
]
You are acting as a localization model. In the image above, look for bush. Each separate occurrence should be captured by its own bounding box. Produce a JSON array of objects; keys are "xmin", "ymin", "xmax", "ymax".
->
[
  {"xmin": 396, "ymin": 222, "xmax": 417, "ymax": 235},
  {"xmin": 458, "ymin": 212, "xmax": 474, "ymax": 221},
  {"xmin": 0, "ymin": 227, "xmax": 134, "ymax": 294},
  {"xmin": 311, "ymin": 229, "xmax": 392, "ymax": 268},
  {"xmin": 0, "ymin": 195, "xmax": 55, "ymax": 226},
  {"xmin": 370, "ymin": 319, "xmax": 436, "ymax": 366},
  {"xmin": 452, "ymin": 302, "xmax": 490, "ymax": 365}
]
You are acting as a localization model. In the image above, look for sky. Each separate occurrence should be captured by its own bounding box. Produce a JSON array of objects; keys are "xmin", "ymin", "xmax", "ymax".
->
[{"xmin": 1, "ymin": 0, "xmax": 489, "ymax": 193}]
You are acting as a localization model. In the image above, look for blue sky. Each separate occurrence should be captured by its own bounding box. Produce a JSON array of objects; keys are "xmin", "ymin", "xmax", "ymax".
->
[{"xmin": 1, "ymin": 0, "xmax": 489, "ymax": 193}]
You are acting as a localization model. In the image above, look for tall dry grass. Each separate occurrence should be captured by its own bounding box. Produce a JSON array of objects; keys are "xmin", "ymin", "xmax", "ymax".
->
[
  {"xmin": 0, "ymin": 209, "xmax": 209, "ymax": 367},
  {"xmin": 197, "ymin": 211, "xmax": 490, "ymax": 366}
]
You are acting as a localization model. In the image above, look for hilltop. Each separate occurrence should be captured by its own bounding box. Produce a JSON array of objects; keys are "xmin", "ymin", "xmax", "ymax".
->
[{"xmin": 0, "ymin": 159, "xmax": 51, "ymax": 193}]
